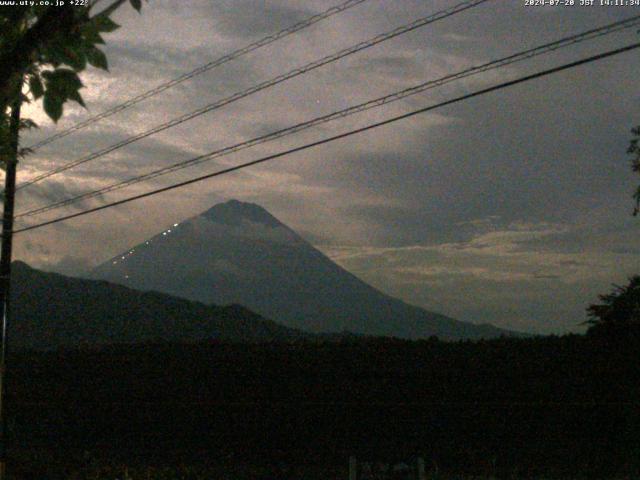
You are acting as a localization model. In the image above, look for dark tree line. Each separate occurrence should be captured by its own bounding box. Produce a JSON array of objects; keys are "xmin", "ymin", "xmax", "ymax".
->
[
  {"xmin": 586, "ymin": 275, "xmax": 640, "ymax": 339},
  {"xmin": 5, "ymin": 330, "xmax": 639, "ymax": 479}
]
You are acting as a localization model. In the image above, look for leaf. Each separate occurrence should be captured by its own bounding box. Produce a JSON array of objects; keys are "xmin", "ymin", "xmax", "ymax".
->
[
  {"xmin": 18, "ymin": 147, "xmax": 34, "ymax": 159},
  {"xmin": 81, "ymin": 22, "xmax": 106, "ymax": 45},
  {"xmin": 43, "ymin": 92, "xmax": 64, "ymax": 123},
  {"xmin": 48, "ymin": 68, "xmax": 84, "ymax": 95},
  {"xmin": 86, "ymin": 46, "xmax": 108, "ymax": 71},
  {"xmin": 94, "ymin": 0, "xmax": 127, "ymax": 19},
  {"xmin": 42, "ymin": 69, "xmax": 87, "ymax": 114},
  {"xmin": 19, "ymin": 119, "xmax": 38, "ymax": 130},
  {"xmin": 68, "ymin": 89, "xmax": 86, "ymax": 108},
  {"xmin": 129, "ymin": 0, "xmax": 142, "ymax": 12},
  {"xmin": 29, "ymin": 75, "xmax": 44, "ymax": 99},
  {"xmin": 61, "ymin": 44, "xmax": 87, "ymax": 71},
  {"xmin": 41, "ymin": 42, "xmax": 67, "ymax": 67},
  {"xmin": 94, "ymin": 15, "xmax": 120, "ymax": 33}
]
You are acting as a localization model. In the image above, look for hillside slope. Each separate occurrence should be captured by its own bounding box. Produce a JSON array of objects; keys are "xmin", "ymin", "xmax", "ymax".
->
[{"xmin": 11, "ymin": 261, "xmax": 306, "ymax": 349}]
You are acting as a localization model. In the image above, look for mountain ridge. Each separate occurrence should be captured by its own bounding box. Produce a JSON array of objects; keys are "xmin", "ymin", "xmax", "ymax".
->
[{"xmin": 10, "ymin": 261, "xmax": 309, "ymax": 350}]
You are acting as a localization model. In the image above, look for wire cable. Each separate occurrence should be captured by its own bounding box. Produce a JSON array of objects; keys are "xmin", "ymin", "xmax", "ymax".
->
[
  {"xmin": 25, "ymin": 0, "xmax": 371, "ymax": 151},
  {"xmin": 17, "ymin": 0, "xmax": 490, "ymax": 191},
  {"xmin": 15, "ymin": 14, "xmax": 640, "ymax": 220},
  {"xmin": 13, "ymin": 40, "xmax": 640, "ymax": 235}
]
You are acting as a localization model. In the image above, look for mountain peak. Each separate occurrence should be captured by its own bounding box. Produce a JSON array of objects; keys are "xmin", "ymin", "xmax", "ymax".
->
[
  {"xmin": 91, "ymin": 200, "xmax": 517, "ymax": 340},
  {"xmin": 201, "ymin": 200, "xmax": 282, "ymax": 228}
]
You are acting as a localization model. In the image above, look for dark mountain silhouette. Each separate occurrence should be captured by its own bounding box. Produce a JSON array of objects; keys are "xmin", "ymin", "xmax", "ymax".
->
[
  {"xmin": 10, "ymin": 261, "xmax": 307, "ymax": 350},
  {"xmin": 91, "ymin": 200, "xmax": 516, "ymax": 340}
]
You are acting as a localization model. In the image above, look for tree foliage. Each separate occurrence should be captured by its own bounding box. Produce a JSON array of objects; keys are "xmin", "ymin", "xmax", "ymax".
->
[
  {"xmin": 586, "ymin": 275, "xmax": 640, "ymax": 336},
  {"xmin": 7, "ymin": 334, "xmax": 640, "ymax": 478},
  {"xmin": 0, "ymin": 116, "xmax": 37, "ymax": 169},
  {"xmin": 0, "ymin": 0, "xmax": 145, "ymax": 124},
  {"xmin": 0, "ymin": 0, "xmax": 145, "ymax": 173}
]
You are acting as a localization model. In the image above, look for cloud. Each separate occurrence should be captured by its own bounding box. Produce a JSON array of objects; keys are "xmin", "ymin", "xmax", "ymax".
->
[
  {"xmin": 319, "ymin": 219, "xmax": 640, "ymax": 333},
  {"xmin": 42, "ymin": 255, "xmax": 94, "ymax": 277}
]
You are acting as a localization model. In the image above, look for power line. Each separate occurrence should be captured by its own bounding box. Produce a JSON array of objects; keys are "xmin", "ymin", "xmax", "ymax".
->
[
  {"xmin": 15, "ymin": 14, "xmax": 640, "ymax": 220},
  {"xmin": 19, "ymin": 0, "xmax": 488, "ymax": 189},
  {"xmin": 25, "ymin": 0, "xmax": 371, "ymax": 151},
  {"xmin": 13, "ymin": 41, "xmax": 640, "ymax": 235},
  {"xmin": 16, "ymin": 0, "xmax": 490, "ymax": 191}
]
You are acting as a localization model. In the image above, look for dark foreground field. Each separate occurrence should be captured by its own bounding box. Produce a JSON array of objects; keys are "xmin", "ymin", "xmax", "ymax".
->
[{"xmin": 4, "ymin": 332, "xmax": 639, "ymax": 479}]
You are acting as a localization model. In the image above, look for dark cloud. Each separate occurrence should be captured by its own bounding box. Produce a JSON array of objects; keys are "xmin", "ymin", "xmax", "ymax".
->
[
  {"xmin": 19, "ymin": 179, "xmax": 91, "ymax": 211},
  {"xmin": 211, "ymin": 1, "xmax": 314, "ymax": 39}
]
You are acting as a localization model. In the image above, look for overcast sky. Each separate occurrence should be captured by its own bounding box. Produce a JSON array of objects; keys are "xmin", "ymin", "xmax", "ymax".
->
[{"xmin": 12, "ymin": 0, "xmax": 640, "ymax": 334}]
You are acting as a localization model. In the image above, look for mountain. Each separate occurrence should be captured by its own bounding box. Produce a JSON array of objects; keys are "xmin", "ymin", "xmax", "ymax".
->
[
  {"xmin": 91, "ymin": 200, "xmax": 515, "ymax": 340},
  {"xmin": 10, "ymin": 261, "xmax": 307, "ymax": 350}
]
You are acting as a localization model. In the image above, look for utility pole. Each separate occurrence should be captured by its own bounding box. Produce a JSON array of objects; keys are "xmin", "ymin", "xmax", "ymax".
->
[{"xmin": 0, "ymin": 97, "xmax": 22, "ymax": 480}]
